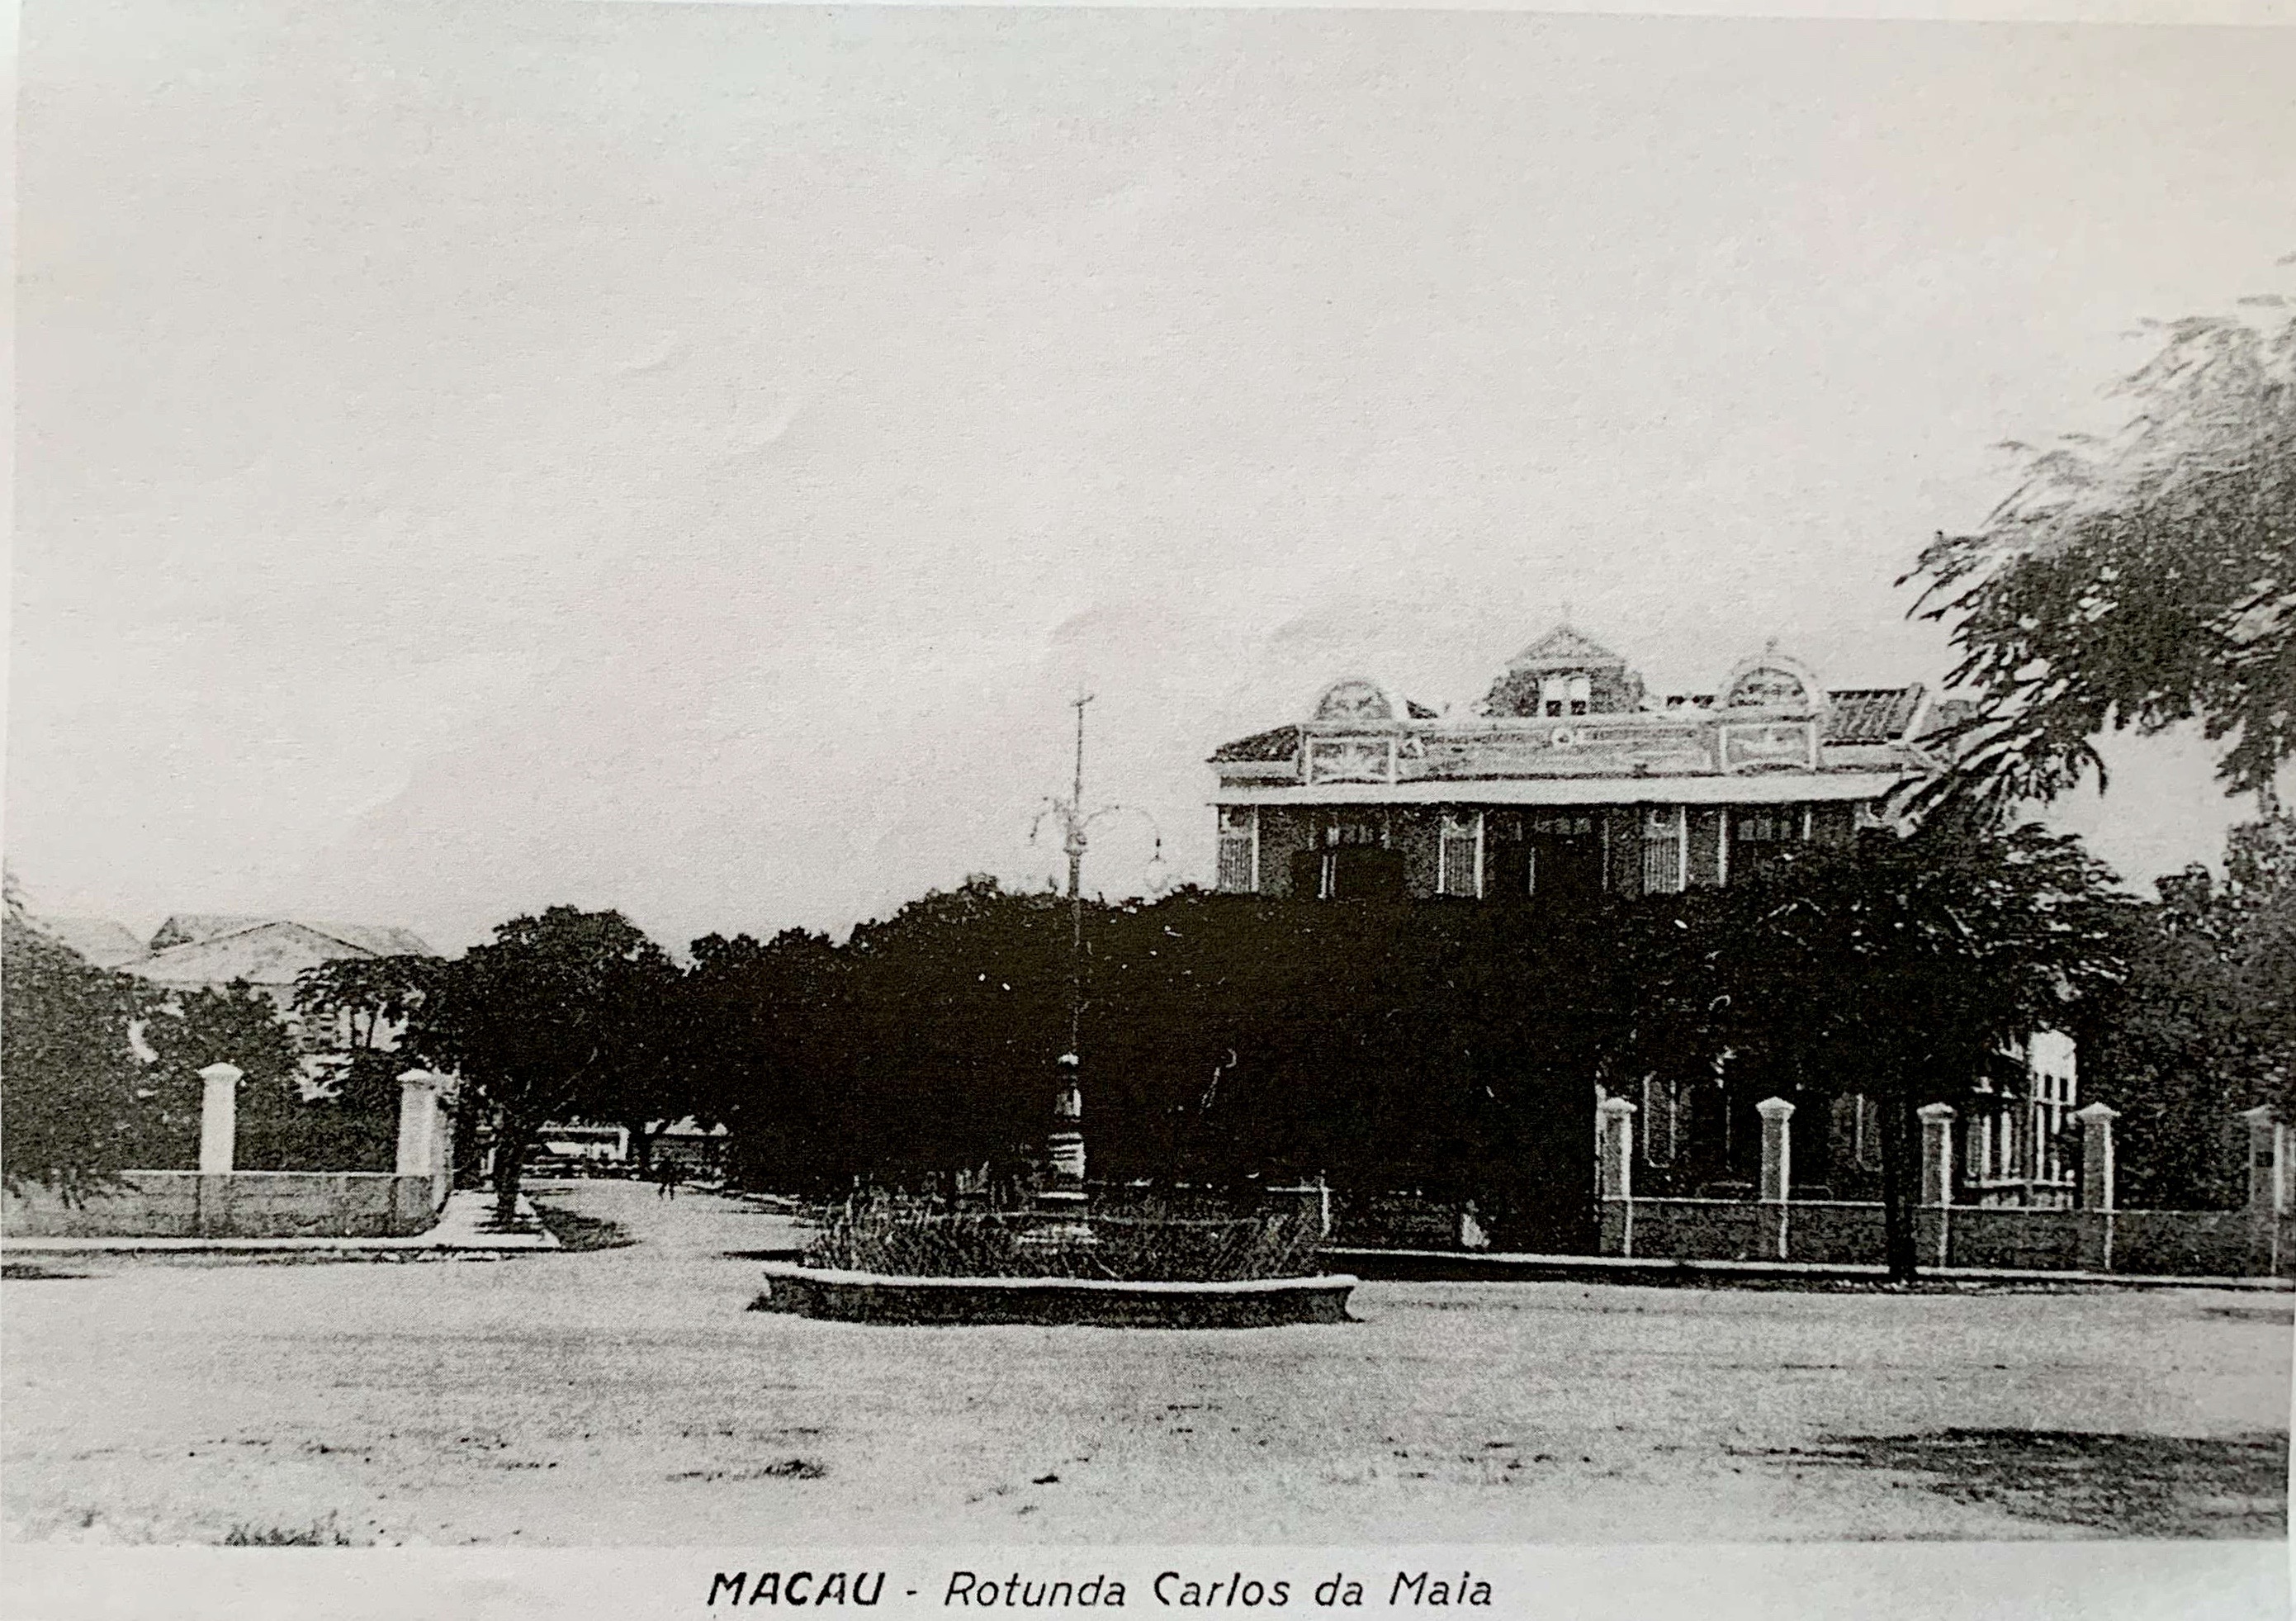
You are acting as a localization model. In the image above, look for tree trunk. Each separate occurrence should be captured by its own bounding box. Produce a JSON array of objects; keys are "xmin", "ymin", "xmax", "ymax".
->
[
  {"xmin": 626, "ymin": 1120, "xmax": 657, "ymax": 1178},
  {"xmin": 1878, "ymin": 1088, "xmax": 1919, "ymax": 1283},
  {"xmin": 493, "ymin": 1113, "xmax": 538, "ymax": 1227}
]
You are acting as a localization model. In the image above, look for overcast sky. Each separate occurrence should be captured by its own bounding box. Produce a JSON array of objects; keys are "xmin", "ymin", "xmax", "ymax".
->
[{"xmin": 9, "ymin": 1, "xmax": 2293, "ymax": 955}]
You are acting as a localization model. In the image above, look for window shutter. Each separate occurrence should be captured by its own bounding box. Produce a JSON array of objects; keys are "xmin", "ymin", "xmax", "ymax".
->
[
  {"xmin": 1641, "ymin": 806, "xmax": 1684, "ymax": 893},
  {"xmin": 1439, "ymin": 813, "xmax": 1480, "ymax": 898},
  {"xmin": 1216, "ymin": 807, "xmax": 1257, "ymax": 893}
]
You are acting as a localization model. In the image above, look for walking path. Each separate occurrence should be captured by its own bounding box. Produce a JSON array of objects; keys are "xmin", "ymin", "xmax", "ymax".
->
[{"xmin": 4, "ymin": 1179, "xmax": 2285, "ymax": 1547}]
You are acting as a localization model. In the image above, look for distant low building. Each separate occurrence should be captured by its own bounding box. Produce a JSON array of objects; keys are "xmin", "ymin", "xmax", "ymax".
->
[
  {"xmin": 655, "ymin": 1118, "xmax": 731, "ymax": 1178},
  {"xmin": 535, "ymin": 1123, "xmax": 630, "ymax": 1165},
  {"xmin": 131, "ymin": 915, "xmax": 433, "ymax": 998},
  {"xmin": 116, "ymin": 914, "xmax": 436, "ymax": 1063},
  {"xmin": 27, "ymin": 916, "xmax": 148, "ymax": 969}
]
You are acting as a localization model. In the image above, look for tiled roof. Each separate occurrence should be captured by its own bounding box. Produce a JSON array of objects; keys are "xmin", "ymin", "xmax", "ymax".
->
[
  {"xmin": 1823, "ymin": 686, "xmax": 1925, "ymax": 745},
  {"xmin": 1210, "ymin": 724, "xmax": 1303, "ymax": 764}
]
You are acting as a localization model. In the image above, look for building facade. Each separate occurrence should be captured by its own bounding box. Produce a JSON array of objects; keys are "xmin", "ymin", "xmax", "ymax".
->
[
  {"xmin": 1207, "ymin": 624, "xmax": 2077, "ymax": 1213},
  {"xmin": 1210, "ymin": 624, "xmax": 1949, "ymax": 905}
]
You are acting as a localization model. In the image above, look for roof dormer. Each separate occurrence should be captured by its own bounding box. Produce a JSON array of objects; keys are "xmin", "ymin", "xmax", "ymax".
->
[
  {"xmin": 1483, "ymin": 622, "xmax": 1644, "ymax": 718},
  {"xmin": 1720, "ymin": 642, "xmax": 1827, "ymax": 717}
]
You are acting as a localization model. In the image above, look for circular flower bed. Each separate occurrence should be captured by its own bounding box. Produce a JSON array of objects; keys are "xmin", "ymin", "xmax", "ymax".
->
[
  {"xmin": 754, "ymin": 1197, "xmax": 1356, "ymax": 1327},
  {"xmin": 755, "ymin": 1260, "xmax": 1356, "ymax": 1328}
]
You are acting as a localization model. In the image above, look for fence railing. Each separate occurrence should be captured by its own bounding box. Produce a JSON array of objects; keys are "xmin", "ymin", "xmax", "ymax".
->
[{"xmin": 1593, "ymin": 1094, "xmax": 2294, "ymax": 1277}]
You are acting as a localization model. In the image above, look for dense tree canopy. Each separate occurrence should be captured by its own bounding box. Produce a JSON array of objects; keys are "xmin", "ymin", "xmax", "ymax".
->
[
  {"xmin": 1652, "ymin": 817, "xmax": 2134, "ymax": 1277},
  {"xmin": 1908, "ymin": 301, "xmax": 2294, "ymax": 813},
  {"xmin": 2078, "ymin": 813, "xmax": 2296, "ymax": 1206},
  {"xmin": 135, "ymin": 982, "xmax": 306, "ymax": 1170},
  {"xmin": 2, "ymin": 898, "xmax": 149, "ymax": 1200},
  {"xmin": 405, "ymin": 906, "xmax": 681, "ymax": 1222},
  {"xmin": 664, "ymin": 827, "xmax": 2129, "ymax": 1277}
]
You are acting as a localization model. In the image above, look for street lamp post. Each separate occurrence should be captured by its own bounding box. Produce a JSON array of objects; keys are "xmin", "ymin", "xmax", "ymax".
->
[{"xmin": 1030, "ymin": 693, "xmax": 1165, "ymax": 1221}]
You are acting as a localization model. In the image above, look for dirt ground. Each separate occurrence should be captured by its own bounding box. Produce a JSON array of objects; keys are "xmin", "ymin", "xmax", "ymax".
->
[{"xmin": 3, "ymin": 1182, "xmax": 2286, "ymax": 1545}]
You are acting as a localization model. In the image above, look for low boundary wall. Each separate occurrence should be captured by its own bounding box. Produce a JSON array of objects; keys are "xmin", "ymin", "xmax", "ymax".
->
[
  {"xmin": 1600, "ymin": 1196, "xmax": 2294, "ymax": 1277},
  {"xmin": 2, "ymin": 1169, "xmax": 453, "ymax": 1239}
]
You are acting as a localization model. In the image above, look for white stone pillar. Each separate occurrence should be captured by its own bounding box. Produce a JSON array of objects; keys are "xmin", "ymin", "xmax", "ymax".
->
[
  {"xmin": 197, "ymin": 1063, "xmax": 243, "ymax": 1175},
  {"xmin": 1917, "ymin": 1102, "xmax": 1956, "ymax": 1207},
  {"xmin": 1757, "ymin": 1097, "xmax": 1795, "ymax": 1203},
  {"xmin": 1757, "ymin": 1097, "xmax": 1794, "ymax": 1260},
  {"xmin": 396, "ymin": 1069, "xmax": 443, "ymax": 1178},
  {"xmin": 2075, "ymin": 1102, "xmax": 2118, "ymax": 1211},
  {"xmin": 1598, "ymin": 1096, "xmax": 1636, "ymax": 1202},
  {"xmin": 2242, "ymin": 1106, "xmax": 2289, "ymax": 1216},
  {"xmin": 1597, "ymin": 1095, "xmax": 1636, "ymax": 1258},
  {"xmin": 2075, "ymin": 1101, "xmax": 2118, "ymax": 1273},
  {"xmin": 1918, "ymin": 1102, "xmax": 1955, "ymax": 1271}
]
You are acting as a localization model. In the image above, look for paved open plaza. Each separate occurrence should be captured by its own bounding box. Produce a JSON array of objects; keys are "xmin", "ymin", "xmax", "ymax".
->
[{"xmin": 3, "ymin": 1183, "xmax": 2284, "ymax": 1546}]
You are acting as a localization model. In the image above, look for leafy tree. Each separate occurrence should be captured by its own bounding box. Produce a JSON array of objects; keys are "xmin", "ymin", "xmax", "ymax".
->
[
  {"xmin": 409, "ymin": 907, "xmax": 677, "ymax": 1223},
  {"xmin": 135, "ymin": 982, "xmax": 305, "ymax": 1169},
  {"xmin": 291, "ymin": 954, "xmax": 439, "ymax": 1053},
  {"xmin": 2222, "ymin": 813, "xmax": 2296, "ymax": 1118},
  {"xmin": 288, "ymin": 954, "xmax": 447, "ymax": 1172},
  {"xmin": 1907, "ymin": 297, "xmax": 2294, "ymax": 814},
  {"xmin": 682, "ymin": 928, "xmax": 845, "ymax": 1190},
  {"xmin": 2081, "ymin": 812, "xmax": 2296, "ymax": 1208},
  {"xmin": 1, "ymin": 893, "xmax": 149, "ymax": 1201},
  {"xmin": 1671, "ymin": 816, "xmax": 2133, "ymax": 1279}
]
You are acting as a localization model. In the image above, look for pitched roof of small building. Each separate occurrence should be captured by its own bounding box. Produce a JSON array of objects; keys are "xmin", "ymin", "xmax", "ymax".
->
[
  {"xmin": 147, "ymin": 914, "xmax": 432, "ymax": 958},
  {"xmin": 305, "ymin": 922, "xmax": 435, "ymax": 957},
  {"xmin": 30, "ymin": 916, "xmax": 147, "ymax": 968},
  {"xmin": 125, "ymin": 917, "xmax": 437, "ymax": 992},
  {"xmin": 147, "ymin": 913, "xmax": 274, "ymax": 951}
]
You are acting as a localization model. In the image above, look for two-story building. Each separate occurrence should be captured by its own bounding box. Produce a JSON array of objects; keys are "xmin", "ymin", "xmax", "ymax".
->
[{"xmin": 1206, "ymin": 624, "xmax": 2076, "ymax": 1211}]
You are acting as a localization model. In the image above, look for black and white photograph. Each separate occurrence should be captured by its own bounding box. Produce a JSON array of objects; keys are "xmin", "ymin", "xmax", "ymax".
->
[{"xmin": 2, "ymin": 0, "xmax": 2291, "ymax": 1614}]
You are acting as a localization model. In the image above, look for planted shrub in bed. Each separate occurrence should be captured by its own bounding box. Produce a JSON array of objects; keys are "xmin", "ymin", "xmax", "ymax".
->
[{"xmin": 801, "ymin": 1195, "xmax": 1323, "ymax": 1283}]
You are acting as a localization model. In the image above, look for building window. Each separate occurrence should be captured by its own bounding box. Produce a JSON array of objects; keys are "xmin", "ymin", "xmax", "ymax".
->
[
  {"xmin": 1729, "ymin": 804, "xmax": 1807, "ymax": 881},
  {"xmin": 1641, "ymin": 1074, "xmax": 1679, "ymax": 1167},
  {"xmin": 1323, "ymin": 814, "xmax": 1385, "ymax": 848},
  {"xmin": 1853, "ymin": 1093, "xmax": 1884, "ymax": 1170},
  {"xmin": 1296, "ymin": 813, "xmax": 1405, "ymax": 902},
  {"xmin": 1641, "ymin": 806, "xmax": 1686, "ymax": 893},
  {"xmin": 1539, "ymin": 673, "xmax": 1595, "ymax": 717},
  {"xmin": 1216, "ymin": 806, "xmax": 1258, "ymax": 893},
  {"xmin": 1438, "ymin": 812, "xmax": 1482, "ymax": 898}
]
